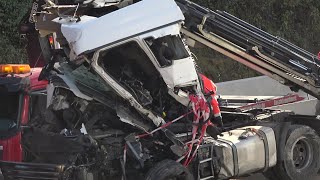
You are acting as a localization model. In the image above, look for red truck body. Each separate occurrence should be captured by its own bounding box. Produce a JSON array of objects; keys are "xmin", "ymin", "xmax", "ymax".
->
[{"xmin": 0, "ymin": 68, "xmax": 47, "ymax": 162}]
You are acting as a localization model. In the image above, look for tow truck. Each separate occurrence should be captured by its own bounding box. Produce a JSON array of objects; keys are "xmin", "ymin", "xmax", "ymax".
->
[
  {"xmin": 1, "ymin": 0, "xmax": 320, "ymax": 180},
  {"xmin": 0, "ymin": 10, "xmax": 52, "ymax": 164},
  {"xmin": 0, "ymin": 64, "xmax": 47, "ymax": 162}
]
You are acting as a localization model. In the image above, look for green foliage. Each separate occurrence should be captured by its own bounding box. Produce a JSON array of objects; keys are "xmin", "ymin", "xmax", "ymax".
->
[
  {"xmin": 192, "ymin": 48, "xmax": 259, "ymax": 82},
  {"xmin": 0, "ymin": 0, "xmax": 32, "ymax": 63},
  {"xmin": 191, "ymin": 0, "xmax": 320, "ymax": 82}
]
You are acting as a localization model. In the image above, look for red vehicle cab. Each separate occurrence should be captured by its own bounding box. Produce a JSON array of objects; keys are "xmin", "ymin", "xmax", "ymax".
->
[{"xmin": 0, "ymin": 64, "xmax": 47, "ymax": 162}]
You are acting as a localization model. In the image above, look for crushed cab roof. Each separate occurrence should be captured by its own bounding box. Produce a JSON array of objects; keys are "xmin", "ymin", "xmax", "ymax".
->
[{"xmin": 60, "ymin": 0, "xmax": 185, "ymax": 55}]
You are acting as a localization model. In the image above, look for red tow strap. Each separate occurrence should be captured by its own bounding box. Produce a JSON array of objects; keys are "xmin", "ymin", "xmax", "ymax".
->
[
  {"xmin": 136, "ymin": 111, "xmax": 192, "ymax": 139},
  {"xmin": 135, "ymin": 93, "xmax": 215, "ymax": 167},
  {"xmin": 182, "ymin": 94, "xmax": 212, "ymax": 166}
]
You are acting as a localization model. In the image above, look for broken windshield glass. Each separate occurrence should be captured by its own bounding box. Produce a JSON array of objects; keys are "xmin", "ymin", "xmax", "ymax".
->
[
  {"xmin": 97, "ymin": 41, "xmax": 158, "ymax": 106},
  {"xmin": 58, "ymin": 63, "xmax": 113, "ymax": 96}
]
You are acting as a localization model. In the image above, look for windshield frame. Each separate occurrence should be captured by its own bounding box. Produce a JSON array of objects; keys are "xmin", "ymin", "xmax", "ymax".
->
[
  {"xmin": 144, "ymin": 35, "xmax": 190, "ymax": 67},
  {"xmin": 0, "ymin": 92, "xmax": 23, "ymax": 140}
]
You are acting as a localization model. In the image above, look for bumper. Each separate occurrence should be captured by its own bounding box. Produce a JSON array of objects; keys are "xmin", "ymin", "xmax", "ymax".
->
[{"xmin": 0, "ymin": 161, "xmax": 65, "ymax": 180}]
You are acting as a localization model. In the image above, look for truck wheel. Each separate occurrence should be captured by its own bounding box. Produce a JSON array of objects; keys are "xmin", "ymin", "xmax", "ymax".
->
[
  {"xmin": 264, "ymin": 125, "xmax": 320, "ymax": 180},
  {"xmin": 145, "ymin": 159, "xmax": 194, "ymax": 180}
]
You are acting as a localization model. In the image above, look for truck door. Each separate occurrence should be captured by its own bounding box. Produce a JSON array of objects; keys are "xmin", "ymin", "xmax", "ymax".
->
[{"xmin": 0, "ymin": 84, "xmax": 24, "ymax": 161}]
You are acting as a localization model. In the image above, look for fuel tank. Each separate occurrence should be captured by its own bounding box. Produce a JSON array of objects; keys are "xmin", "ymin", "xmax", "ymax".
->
[{"xmin": 216, "ymin": 126, "xmax": 277, "ymax": 179}]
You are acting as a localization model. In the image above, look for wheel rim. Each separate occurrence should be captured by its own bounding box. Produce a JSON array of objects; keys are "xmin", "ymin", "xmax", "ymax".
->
[{"xmin": 291, "ymin": 137, "xmax": 313, "ymax": 170}]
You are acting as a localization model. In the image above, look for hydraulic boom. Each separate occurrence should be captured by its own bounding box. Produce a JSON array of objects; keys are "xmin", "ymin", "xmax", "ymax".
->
[{"xmin": 176, "ymin": 0, "xmax": 320, "ymax": 99}]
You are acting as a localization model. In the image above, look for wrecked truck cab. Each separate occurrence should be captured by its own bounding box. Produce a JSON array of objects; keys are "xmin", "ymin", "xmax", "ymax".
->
[
  {"xmin": 91, "ymin": 28, "xmax": 199, "ymax": 108},
  {"xmin": 59, "ymin": 0, "xmax": 200, "ymax": 109}
]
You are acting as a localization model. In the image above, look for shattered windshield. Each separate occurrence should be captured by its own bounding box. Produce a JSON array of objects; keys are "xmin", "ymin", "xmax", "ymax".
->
[
  {"xmin": 59, "ymin": 63, "xmax": 112, "ymax": 94},
  {"xmin": 97, "ymin": 41, "xmax": 160, "ymax": 106},
  {"xmin": 145, "ymin": 35, "xmax": 189, "ymax": 67}
]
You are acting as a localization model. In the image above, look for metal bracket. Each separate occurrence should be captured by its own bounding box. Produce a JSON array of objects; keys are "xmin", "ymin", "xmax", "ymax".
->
[{"xmin": 197, "ymin": 15, "xmax": 210, "ymax": 36}]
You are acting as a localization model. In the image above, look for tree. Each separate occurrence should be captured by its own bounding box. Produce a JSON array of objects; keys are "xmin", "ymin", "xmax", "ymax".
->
[
  {"xmin": 0, "ymin": 0, "xmax": 31, "ymax": 64},
  {"xmin": 190, "ymin": 0, "xmax": 320, "ymax": 82}
]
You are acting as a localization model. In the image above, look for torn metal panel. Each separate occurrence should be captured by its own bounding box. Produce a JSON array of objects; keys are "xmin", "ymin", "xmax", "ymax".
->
[
  {"xmin": 116, "ymin": 105, "xmax": 152, "ymax": 132},
  {"xmin": 46, "ymin": 73, "xmax": 92, "ymax": 109},
  {"xmin": 125, "ymin": 134, "xmax": 149, "ymax": 168},
  {"xmin": 51, "ymin": 95, "xmax": 70, "ymax": 110},
  {"xmin": 138, "ymin": 24, "xmax": 199, "ymax": 90},
  {"xmin": 159, "ymin": 58, "xmax": 199, "ymax": 88},
  {"xmin": 48, "ymin": 62, "xmax": 116, "ymax": 106},
  {"xmin": 60, "ymin": 0, "xmax": 185, "ymax": 55},
  {"xmin": 56, "ymin": 74, "xmax": 93, "ymax": 101},
  {"xmin": 91, "ymin": 59, "xmax": 165, "ymax": 127},
  {"xmin": 91, "ymin": 29, "xmax": 199, "ymax": 108},
  {"xmin": 60, "ymin": 63, "xmax": 112, "ymax": 93},
  {"xmin": 168, "ymin": 89, "xmax": 190, "ymax": 106},
  {"xmin": 46, "ymin": 83, "xmax": 55, "ymax": 108}
]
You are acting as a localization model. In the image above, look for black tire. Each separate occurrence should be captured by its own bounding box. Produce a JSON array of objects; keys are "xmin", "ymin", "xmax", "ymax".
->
[
  {"xmin": 145, "ymin": 159, "xmax": 194, "ymax": 180},
  {"xmin": 264, "ymin": 125, "xmax": 320, "ymax": 180}
]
